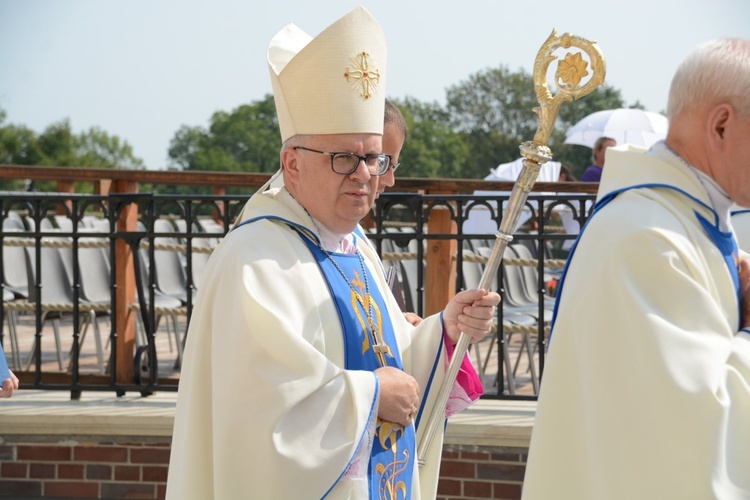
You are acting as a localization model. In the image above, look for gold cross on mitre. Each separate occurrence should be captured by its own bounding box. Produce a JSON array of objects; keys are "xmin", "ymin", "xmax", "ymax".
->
[{"xmin": 344, "ymin": 51, "xmax": 381, "ymax": 99}]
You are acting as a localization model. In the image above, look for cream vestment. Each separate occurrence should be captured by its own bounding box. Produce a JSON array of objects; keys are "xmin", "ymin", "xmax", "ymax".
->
[
  {"xmin": 166, "ymin": 185, "xmax": 468, "ymax": 499},
  {"xmin": 523, "ymin": 144, "xmax": 750, "ymax": 499}
]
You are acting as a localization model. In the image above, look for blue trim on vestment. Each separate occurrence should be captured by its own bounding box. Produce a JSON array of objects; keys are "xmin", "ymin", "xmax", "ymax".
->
[
  {"xmin": 322, "ymin": 372, "xmax": 380, "ymax": 500},
  {"xmin": 234, "ymin": 215, "xmax": 322, "ymax": 246},
  {"xmin": 695, "ymin": 211, "xmax": 741, "ymax": 327},
  {"xmin": 550, "ymin": 183, "xmax": 741, "ymax": 341},
  {"xmin": 413, "ymin": 312, "xmax": 446, "ymax": 431}
]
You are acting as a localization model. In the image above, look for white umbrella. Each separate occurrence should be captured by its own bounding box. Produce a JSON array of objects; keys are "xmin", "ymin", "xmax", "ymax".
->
[{"xmin": 564, "ymin": 108, "xmax": 668, "ymax": 148}]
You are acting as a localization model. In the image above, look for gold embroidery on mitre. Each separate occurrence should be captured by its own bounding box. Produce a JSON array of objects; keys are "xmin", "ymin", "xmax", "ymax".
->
[{"xmin": 344, "ymin": 52, "xmax": 381, "ymax": 99}]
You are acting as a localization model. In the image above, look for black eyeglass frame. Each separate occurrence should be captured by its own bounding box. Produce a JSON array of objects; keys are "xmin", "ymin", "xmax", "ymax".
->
[
  {"xmin": 293, "ymin": 146, "xmax": 391, "ymax": 176},
  {"xmin": 384, "ymin": 154, "xmax": 400, "ymax": 174}
]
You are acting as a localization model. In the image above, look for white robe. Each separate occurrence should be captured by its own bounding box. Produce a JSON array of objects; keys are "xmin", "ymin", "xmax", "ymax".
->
[
  {"xmin": 166, "ymin": 185, "xmax": 451, "ymax": 499},
  {"xmin": 523, "ymin": 145, "xmax": 750, "ymax": 499},
  {"xmin": 732, "ymin": 208, "xmax": 750, "ymax": 253}
]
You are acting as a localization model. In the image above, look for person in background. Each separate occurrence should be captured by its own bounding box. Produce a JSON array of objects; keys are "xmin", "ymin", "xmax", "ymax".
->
[
  {"xmin": 523, "ymin": 38, "xmax": 750, "ymax": 499},
  {"xmin": 377, "ymin": 99, "xmax": 406, "ymax": 199},
  {"xmin": 0, "ymin": 344, "xmax": 18, "ymax": 398},
  {"xmin": 557, "ymin": 163, "xmax": 577, "ymax": 182},
  {"xmin": 166, "ymin": 7, "xmax": 499, "ymax": 499},
  {"xmin": 378, "ymin": 99, "xmax": 422, "ymax": 326},
  {"xmin": 579, "ymin": 135, "xmax": 616, "ymax": 182}
]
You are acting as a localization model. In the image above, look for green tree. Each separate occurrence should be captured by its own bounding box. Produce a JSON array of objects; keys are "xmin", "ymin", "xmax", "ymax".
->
[
  {"xmin": 0, "ymin": 109, "xmax": 44, "ymax": 165},
  {"xmin": 168, "ymin": 94, "xmax": 280, "ymax": 175},
  {"xmin": 76, "ymin": 127, "xmax": 144, "ymax": 169},
  {"xmin": 0, "ymin": 109, "xmax": 145, "ymax": 191},
  {"xmin": 37, "ymin": 119, "xmax": 78, "ymax": 167},
  {"xmin": 444, "ymin": 66, "xmax": 541, "ymax": 178},
  {"xmin": 394, "ymin": 97, "xmax": 469, "ymax": 178},
  {"xmin": 0, "ymin": 109, "xmax": 44, "ymax": 190},
  {"xmin": 446, "ymin": 65, "xmax": 539, "ymax": 139},
  {"xmin": 443, "ymin": 65, "xmax": 632, "ymax": 180}
]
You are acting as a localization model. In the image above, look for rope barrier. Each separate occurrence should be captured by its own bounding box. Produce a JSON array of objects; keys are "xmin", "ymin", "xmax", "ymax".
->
[
  {"xmin": 2, "ymin": 237, "xmax": 215, "ymax": 254},
  {"xmin": 496, "ymin": 322, "xmax": 551, "ymax": 335},
  {"xmin": 4, "ymin": 300, "xmax": 111, "ymax": 313},
  {"xmin": 382, "ymin": 250, "xmax": 567, "ymax": 268},
  {"xmin": 129, "ymin": 303, "xmax": 188, "ymax": 316},
  {"xmin": 3, "ymin": 299, "xmax": 187, "ymax": 316}
]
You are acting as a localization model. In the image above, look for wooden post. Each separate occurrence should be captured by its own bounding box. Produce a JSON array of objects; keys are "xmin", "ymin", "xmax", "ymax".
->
[
  {"xmin": 56, "ymin": 180, "xmax": 75, "ymax": 216},
  {"xmin": 213, "ymin": 186, "xmax": 226, "ymax": 225},
  {"xmin": 112, "ymin": 180, "xmax": 138, "ymax": 385},
  {"xmin": 94, "ymin": 179, "xmax": 112, "ymax": 195},
  {"xmin": 57, "ymin": 180, "xmax": 74, "ymax": 193},
  {"xmin": 425, "ymin": 198, "xmax": 457, "ymax": 316}
]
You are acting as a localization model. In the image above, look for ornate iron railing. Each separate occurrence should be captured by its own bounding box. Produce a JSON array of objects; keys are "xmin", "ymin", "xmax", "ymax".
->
[{"xmin": 1, "ymin": 189, "xmax": 596, "ymax": 399}]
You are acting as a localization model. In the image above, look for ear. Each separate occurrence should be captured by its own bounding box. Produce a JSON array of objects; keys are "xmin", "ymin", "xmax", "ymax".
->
[
  {"xmin": 706, "ymin": 103, "xmax": 732, "ymax": 153},
  {"xmin": 281, "ymin": 147, "xmax": 301, "ymax": 185}
]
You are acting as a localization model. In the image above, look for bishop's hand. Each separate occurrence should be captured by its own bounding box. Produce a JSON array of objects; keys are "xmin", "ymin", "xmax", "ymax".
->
[
  {"xmin": 443, "ymin": 289, "xmax": 500, "ymax": 345},
  {"xmin": 375, "ymin": 366, "xmax": 420, "ymax": 427}
]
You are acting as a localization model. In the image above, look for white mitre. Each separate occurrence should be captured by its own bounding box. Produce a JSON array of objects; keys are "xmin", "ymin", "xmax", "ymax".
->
[{"xmin": 267, "ymin": 5, "xmax": 387, "ymax": 142}]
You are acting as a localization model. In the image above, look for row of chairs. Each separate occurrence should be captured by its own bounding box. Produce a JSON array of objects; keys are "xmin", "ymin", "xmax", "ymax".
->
[
  {"xmin": 374, "ymin": 225, "xmax": 553, "ymax": 394},
  {"xmin": 463, "ymin": 242, "xmax": 554, "ymax": 394},
  {"xmin": 3, "ymin": 238, "xmax": 113, "ymax": 374},
  {"xmin": 1, "ymin": 214, "xmax": 226, "ymax": 375}
]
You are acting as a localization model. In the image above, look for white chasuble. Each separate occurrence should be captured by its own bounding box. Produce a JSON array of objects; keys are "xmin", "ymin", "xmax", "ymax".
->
[
  {"xmin": 166, "ymin": 186, "xmax": 451, "ymax": 499},
  {"xmin": 523, "ymin": 144, "xmax": 750, "ymax": 499}
]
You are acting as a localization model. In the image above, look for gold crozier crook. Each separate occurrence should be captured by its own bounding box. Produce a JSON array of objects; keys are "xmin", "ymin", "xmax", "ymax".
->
[{"xmin": 416, "ymin": 29, "xmax": 606, "ymax": 469}]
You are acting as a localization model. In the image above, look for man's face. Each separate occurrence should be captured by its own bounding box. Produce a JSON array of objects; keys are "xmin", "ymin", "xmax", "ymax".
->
[
  {"xmin": 377, "ymin": 123, "xmax": 404, "ymax": 199},
  {"xmin": 285, "ymin": 133, "xmax": 381, "ymax": 233}
]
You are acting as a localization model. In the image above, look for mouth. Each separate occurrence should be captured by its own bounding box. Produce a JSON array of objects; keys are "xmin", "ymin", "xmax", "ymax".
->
[{"xmin": 346, "ymin": 190, "xmax": 370, "ymax": 198}]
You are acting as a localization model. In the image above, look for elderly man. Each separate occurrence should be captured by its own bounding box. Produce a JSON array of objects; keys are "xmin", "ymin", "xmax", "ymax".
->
[
  {"xmin": 166, "ymin": 7, "xmax": 498, "ymax": 499},
  {"xmin": 523, "ymin": 38, "xmax": 750, "ymax": 499}
]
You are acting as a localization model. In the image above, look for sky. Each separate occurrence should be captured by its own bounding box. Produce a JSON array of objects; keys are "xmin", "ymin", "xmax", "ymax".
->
[{"xmin": 1, "ymin": 0, "xmax": 749, "ymax": 170}]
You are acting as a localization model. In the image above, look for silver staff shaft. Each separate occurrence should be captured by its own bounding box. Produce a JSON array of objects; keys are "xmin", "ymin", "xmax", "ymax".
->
[{"xmin": 416, "ymin": 154, "xmax": 545, "ymax": 469}]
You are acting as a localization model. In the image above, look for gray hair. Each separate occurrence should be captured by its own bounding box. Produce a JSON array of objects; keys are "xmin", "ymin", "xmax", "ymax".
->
[
  {"xmin": 279, "ymin": 135, "xmax": 309, "ymax": 168},
  {"xmin": 667, "ymin": 38, "xmax": 750, "ymax": 120}
]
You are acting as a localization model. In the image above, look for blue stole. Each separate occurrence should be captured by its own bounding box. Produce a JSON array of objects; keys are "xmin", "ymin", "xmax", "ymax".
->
[
  {"xmin": 236, "ymin": 216, "xmax": 417, "ymax": 498},
  {"xmin": 296, "ymin": 230, "xmax": 417, "ymax": 499},
  {"xmin": 551, "ymin": 184, "xmax": 742, "ymax": 339}
]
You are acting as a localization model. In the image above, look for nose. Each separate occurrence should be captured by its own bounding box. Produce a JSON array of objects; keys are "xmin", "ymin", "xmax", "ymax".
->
[
  {"xmin": 381, "ymin": 167, "xmax": 395, "ymax": 189},
  {"xmin": 349, "ymin": 157, "xmax": 373, "ymax": 183}
]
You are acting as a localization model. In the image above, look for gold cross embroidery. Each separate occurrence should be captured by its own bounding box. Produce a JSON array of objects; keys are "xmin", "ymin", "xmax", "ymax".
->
[{"xmin": 344, "ymin": 52, "xmax": 381, "ymax": 99}]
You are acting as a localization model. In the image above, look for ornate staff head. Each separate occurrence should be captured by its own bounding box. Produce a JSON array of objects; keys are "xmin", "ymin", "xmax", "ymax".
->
[
  {"xmin": 521, "ymin": 30, "xmax": 606, "ymax": 166},
  {"xmin": 417, "ymin": 29, "xmax": 606, "ymax": 470}
]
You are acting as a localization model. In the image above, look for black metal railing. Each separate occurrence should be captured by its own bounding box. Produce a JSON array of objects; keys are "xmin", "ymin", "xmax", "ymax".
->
[{"xmin": 0, "ymin": 190, "xmax": 596, "ymax": 399}]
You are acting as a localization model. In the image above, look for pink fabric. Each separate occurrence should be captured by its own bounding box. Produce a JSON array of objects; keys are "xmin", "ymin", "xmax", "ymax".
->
[
  {"xmin": 341, "ymin": 235, "xmax": 357, "ymax": 254},
  {"xmin": 442, "ymin": 330, "xmax": 484, "ymax": 416}
]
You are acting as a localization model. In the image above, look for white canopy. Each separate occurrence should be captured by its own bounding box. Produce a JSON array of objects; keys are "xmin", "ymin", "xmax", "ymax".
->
[{"xmin": 463, "ymin": 158, "xmax": 562, "ymax": 235}]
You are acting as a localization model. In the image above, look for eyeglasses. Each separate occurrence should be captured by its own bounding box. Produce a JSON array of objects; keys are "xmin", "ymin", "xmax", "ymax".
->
[
  {"xmin": 293, "ymin": 146, "xmax": 391, "ymax": 176},
  {"xmin": 384, "ymin": 155, "xmax": 400, "ymax": 174}
]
